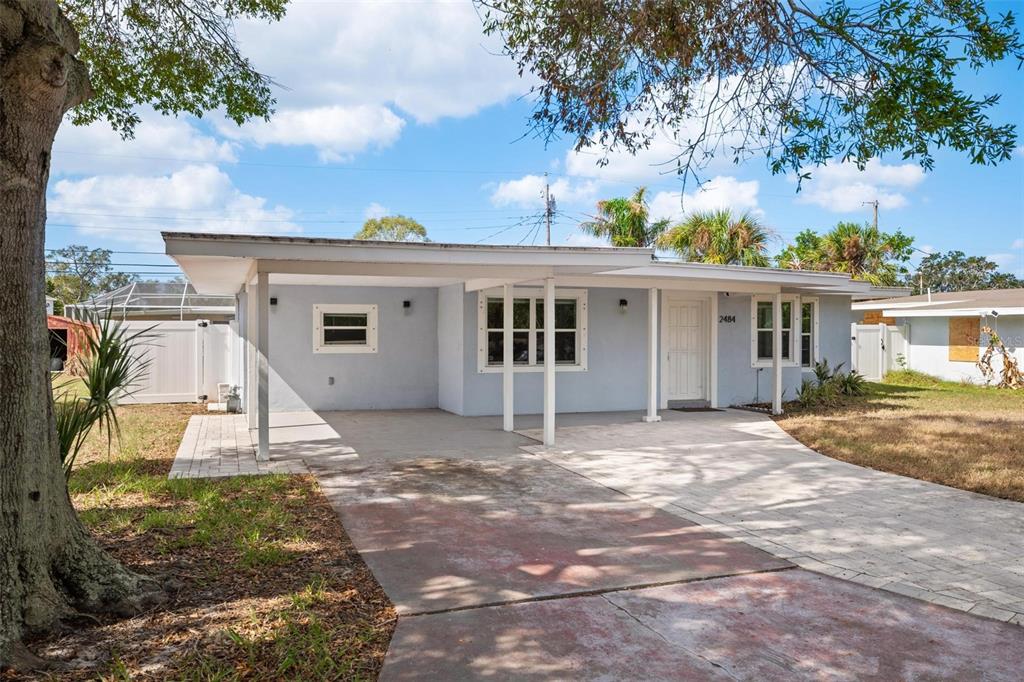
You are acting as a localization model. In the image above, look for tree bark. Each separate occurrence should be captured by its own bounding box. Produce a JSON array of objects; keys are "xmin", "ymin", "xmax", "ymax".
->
[{"xmin": 1, "ymin": 1, "xmax": 160, "ymax": 668}]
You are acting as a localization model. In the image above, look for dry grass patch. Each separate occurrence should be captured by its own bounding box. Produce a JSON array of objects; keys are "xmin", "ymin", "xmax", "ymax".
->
[
  {"xmin": 15, "ymin": 403, "xmax": 394, "ymax": 680},
  {"xmin": 776, "ymin": 379, "xmax": 1024, "ymax": 502}
]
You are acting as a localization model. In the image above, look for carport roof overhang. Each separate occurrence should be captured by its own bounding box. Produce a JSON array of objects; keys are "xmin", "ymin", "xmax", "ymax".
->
[{"xmin": 163, "ymin": 231, "xmax": 875, "ymax": 297}]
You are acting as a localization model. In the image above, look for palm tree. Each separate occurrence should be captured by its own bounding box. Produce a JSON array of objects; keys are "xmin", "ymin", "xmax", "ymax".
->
[
  {"xmin": 658, "ymin": 209, "xmax": 773, "ymax": 267},
  {"xmin": 579, "ymin": 187, "xmax": 669, "ymax": 248},
  {"xmin": 814, "ymin": 222, "xmax": 912, "ymax": 285}
]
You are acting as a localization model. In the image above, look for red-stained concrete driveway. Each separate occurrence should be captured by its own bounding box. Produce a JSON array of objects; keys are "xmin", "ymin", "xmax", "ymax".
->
[{"xmin": 304, "ymin": 413, "xmax": 1024, "ymax": 680}]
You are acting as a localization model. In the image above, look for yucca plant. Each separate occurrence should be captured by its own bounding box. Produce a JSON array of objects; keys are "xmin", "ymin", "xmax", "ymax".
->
[{"xmin": 53, "ymin": 312, "xmax": 152, "ymax": 478}]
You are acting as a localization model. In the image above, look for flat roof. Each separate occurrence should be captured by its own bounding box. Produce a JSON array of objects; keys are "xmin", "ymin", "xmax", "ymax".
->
[
  {"xmin": 162, "ymin": 231, "xmax": 879, "ymax": 296},
  {"xmin": 160, "ymin": 231, "xmax": 652, "ymax": 255}
]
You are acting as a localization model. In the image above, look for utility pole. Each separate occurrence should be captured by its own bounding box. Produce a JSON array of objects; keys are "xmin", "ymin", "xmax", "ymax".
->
[
  {"xmin": 543, "ymin": 172, "xmax": 555, "ymax": 246},
  {"xmin": 863, "ymin": 199, "xmax": 879, "ymax": 230}
]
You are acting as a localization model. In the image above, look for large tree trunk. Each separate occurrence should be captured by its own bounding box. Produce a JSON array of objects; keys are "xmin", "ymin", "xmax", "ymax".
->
[{"xmin": 1, "ymin": 1, "xmax": 159, "ymax": 669}]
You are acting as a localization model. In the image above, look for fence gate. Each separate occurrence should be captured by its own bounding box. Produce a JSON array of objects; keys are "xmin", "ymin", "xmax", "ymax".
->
[
  {"xmin": 121, "ymin": 320, "xmax": 235, "ymax": 404},
  {"xmin": 851, "ymin": 323, "xmax": 908, "ymax": 381}
]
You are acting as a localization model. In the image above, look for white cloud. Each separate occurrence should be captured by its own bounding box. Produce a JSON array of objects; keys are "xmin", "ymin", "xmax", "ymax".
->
[
  {"xmin": 987, "ymin": 253, "xmax": 1016, "ymax": 268},
  {"xmin": 649, "ymin": 176, "xmax": 761, "ymax": 223},
  {"xmin": 218, "ymin": 105, "xmax": 404, "ymax": 162},
  {"xmin": 364, "ymin": 202, "xmax": 390, "ymax": 220},
  {"xmin": 1011, "ymin": 238, "xmax": 1024, "ymax": 250},
  {"xmin": 49, "ymin": 164, "xmax": 298, "ymax": 247},
  {"xmin": 235, "ymin": 2, "xmax": 526, "ymax": 124},
  {"xmin": 795, "ymin": 159, "xmax": 926, "ymax": 212},
  {"xmin": 52, "ymin": 115, "xmax": 236, "ymax": 177},
  {"xmin": 489, "ymin": 174, "xmax": 598, "ymax": 209},
  {"xmin": 563, "ymin": 232, "xmax": 611, "ymax": 247}
]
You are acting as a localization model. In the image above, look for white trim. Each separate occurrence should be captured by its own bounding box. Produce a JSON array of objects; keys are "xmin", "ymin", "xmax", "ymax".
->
[
  {"xmin": 709, "ymin": 293, "xmax": 719, "ymax": 408},
  {"xmin": 476, "ymin": 287, "xmax": 589, "ymax": 373},
  {"xmin": 643, "ymin": 287, "xmax": 661, "ymax": 422},
  {"xmin": 543, "ymin": 278, "xmax": 556, "ymax": 446},
  {"xmin": 772, "ymin": 292, "xmax": 783, "ymax": 415},
  {"xmin": 799, "ymin": 296, "xmax": 820, "ymax": 370},
  {"xmin": 502, "ymin": 284, "xmax": 514, "ymax": 431},
  {"xmin": 881, "ymin": 307, "xmax": 1024, "ymax": 318},
  {"xmin": 256, "ymin": 272, "xmax": 270, "ymax": 461},
  {"xmin": 660, "ymin": 292, "xmax": 712, "ymax": 407},
  {"xmin": 313, "ymin": 304, "xmax": 378, "ymax": 354},
  {"xmin": 750, "ymin": 294, "xmax": 801, "ymax": 368}
]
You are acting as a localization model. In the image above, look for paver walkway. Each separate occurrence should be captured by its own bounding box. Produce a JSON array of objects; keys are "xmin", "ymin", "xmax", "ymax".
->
[
  {"xmin": 168, "ymin": 414, "xmax": 307, "ymax": 478},
  {"xmin": 520, "ymin": 408, "xmax": 1024, "ymax": 624}
]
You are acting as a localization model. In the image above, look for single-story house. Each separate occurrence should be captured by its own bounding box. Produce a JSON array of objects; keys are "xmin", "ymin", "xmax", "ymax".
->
[
  {"xmin": 163, "ymin": 231, "xmax": 884, "ymax": 458},
  {"xmin": 853, "ymin": 288, "xmax": 1023, "ymax": 383}
]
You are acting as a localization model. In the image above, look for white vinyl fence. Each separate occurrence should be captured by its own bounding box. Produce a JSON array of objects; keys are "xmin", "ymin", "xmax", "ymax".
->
[
  {"xmin": 122, "ymin": 320, "xmax": 237, "ymax": 403},
  {"xmin": 850, "ymin": 323, "xmax": 908, "ymax": 381}
]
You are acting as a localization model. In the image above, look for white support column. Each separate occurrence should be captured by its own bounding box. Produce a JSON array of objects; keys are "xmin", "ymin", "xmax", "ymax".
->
[
  {"xmin": 502, "ymin": 284, "xmax": 514, "ymax": 431},
  {"xmin": 643, "ymin": 288, "xmax": 661, "ymax": 422},
  {"xmin": 256, "ymin": 271, "xmax": 270, "ymax": 461},
  {"xmin": 772, "ymin": 291, "xmax": 783, "ymax": 415},
  {"xmin": 543, "ymin": 277, "xmax": 556, "ymax": 446},
  {"xmin": 245, "ymin": 281, "xmax": 256, "ymax": 426},
  {"xmin": 709, "ymin": 292, "xmax": 719, "ymax": 409}
]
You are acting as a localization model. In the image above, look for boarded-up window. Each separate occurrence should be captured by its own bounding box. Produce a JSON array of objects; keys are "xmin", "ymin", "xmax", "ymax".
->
[
  {"xmin": 948, "ymin": 317, "xmax": 980, "ymax": 363},
  {"xmin": 862, "ymin": 310, "xmax": 896, "ymax": 325}
]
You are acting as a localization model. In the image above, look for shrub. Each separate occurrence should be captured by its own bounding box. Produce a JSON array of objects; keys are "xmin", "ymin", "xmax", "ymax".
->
[
  {"xmin": 796, "ymin": 359, "xmax": 864, "ymax": 408},
  {"xmin": 52, "ymin": 313, "xmax": 152, "ymax": 478},
  {"xmin": 884, "ymin": 369, "xmax": 941, "ymax": 387},
  {"xmin": 834, "ymin": 370, "xmax": 868, "ymax": 396}
]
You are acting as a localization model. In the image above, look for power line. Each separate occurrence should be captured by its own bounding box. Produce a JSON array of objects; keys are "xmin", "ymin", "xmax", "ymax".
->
[{"xmin": 46, "ymin": 261, "xmax": 180, "ymax": 268}]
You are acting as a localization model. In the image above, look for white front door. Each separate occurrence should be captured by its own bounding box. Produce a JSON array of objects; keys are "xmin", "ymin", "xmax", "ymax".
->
[{"xmin": 663, "ymin": 298, "xmax": 706, "ymax": 402}]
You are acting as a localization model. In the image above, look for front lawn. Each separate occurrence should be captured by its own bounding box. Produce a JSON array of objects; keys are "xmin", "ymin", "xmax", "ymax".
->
[
  {"xmin": 775, "ymin": 376, "xmax": 1024, "ymax": 503},
  {"xmin": 24, "ymin": 403, "xmax": 395, "ymax": 680}
]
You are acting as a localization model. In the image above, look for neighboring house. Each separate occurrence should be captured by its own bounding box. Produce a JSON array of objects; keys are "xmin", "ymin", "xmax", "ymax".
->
[
  {"xmin": 64, "ymin": 281, "xmax": 235, "ymax": 322},
  {"xmin": 853, "ymin": 288, "xmax": 1023, "ymax": 383},
  {"xmin": 164, "ymin": 231, "xmax": 883, "ymax": 457},
  {"xmin": 47, "ymin": 315, "xmax": 91, "ymax": 372},
  {"xmin": 45, "ymin": 295, "xmax": 56, "ymax": 315}
]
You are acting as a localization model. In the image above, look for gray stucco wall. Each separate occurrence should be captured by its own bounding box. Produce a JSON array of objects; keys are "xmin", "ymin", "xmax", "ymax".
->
[
  {"xmin": 437, "ymin": 283, "xmax": 465, "ymax": 414},
  {"xmin": 897, "ymin": 315, "xmax": 1024, "ymax": 383},
  {"xmin": 715, "ymin": 293, "xmax": 853, "ymax": 406},
  {"xmin": 459, "ymin": 287, "xmax": 650, "ymax": 416},
  {"xmin": 255, "ymin": 283, "xmax": 857, "ymax": 415},
  {"xmin": 266, "ymin": 285, "xmax": 438, "ymax": 412}
]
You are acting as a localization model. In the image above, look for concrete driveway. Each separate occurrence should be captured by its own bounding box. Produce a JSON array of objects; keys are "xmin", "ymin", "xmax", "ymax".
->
[{"xmin": 303, "ymin": 409, "xmax": 1024, "ymax": 680}]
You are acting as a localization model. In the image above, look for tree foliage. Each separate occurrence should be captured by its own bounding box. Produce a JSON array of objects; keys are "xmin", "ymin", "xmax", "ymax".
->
[
  {"xmin": 59, "ymin": 0, "xmax": 287, "ymax": 136},
  {"xmin": 354, "ymin": 215, "xmax": 429, "ymax": 242},
  {"xmin": 46, "ymin": 245, "xmax": 134, "ymax": 305},
  {"xmin": 777, "ymin": 222, "xmax": 914, "ymax": 285},
  {"xmin": 658, "ymin": 209, "xmax": 772, "ymax": 267},
  {"xmin": 579, "ymin": 187, "xmax": 668, "ymax": 247},
  {"xmin": 479, "ymin": 1, "xmax": 1023, "ymax": 184},
  {"xmin": 909, "ymin": 250, "xmax": 1022, "ymax": 294}
]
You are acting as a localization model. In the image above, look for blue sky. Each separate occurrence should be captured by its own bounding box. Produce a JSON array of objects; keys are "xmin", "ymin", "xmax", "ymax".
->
[{"xmin": 47, "ymin": 0, "xmax": 1024, "ymax": 282}]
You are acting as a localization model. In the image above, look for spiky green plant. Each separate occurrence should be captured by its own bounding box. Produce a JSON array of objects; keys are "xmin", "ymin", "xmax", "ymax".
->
[{"xmin": 53, "ymin": 312, "xmax": 152, "ymax": 478}]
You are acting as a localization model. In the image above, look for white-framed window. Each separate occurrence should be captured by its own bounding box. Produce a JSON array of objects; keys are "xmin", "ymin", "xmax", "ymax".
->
[
  {"xmin": 750, "ymin": 295, "xmax": 817, "ymax": 368},
  {"xmin": 799, "ymin": 298, "xmax": 819, "ymax": 368},
  {"xmin": 313, "ymin": 304, "xmax": 378, "ymax": 354},
  {"xmin": 477, "ymin": 288, "xmax": 588, "ymax": 373}
]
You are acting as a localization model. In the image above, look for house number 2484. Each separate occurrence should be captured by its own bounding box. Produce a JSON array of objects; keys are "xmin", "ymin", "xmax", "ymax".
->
[{"xmin": 719, "ymin": 315, "xmax": 736, "ymax": 323}]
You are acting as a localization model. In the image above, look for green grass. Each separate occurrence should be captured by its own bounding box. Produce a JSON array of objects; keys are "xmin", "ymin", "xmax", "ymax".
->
[
  {"xmin": 57, "ymin": 402, "xmax": 394, "ymax": 679},
  {"xmin": 778, "ymin": 378, "xmax": 1024, "ymax": 502}
]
